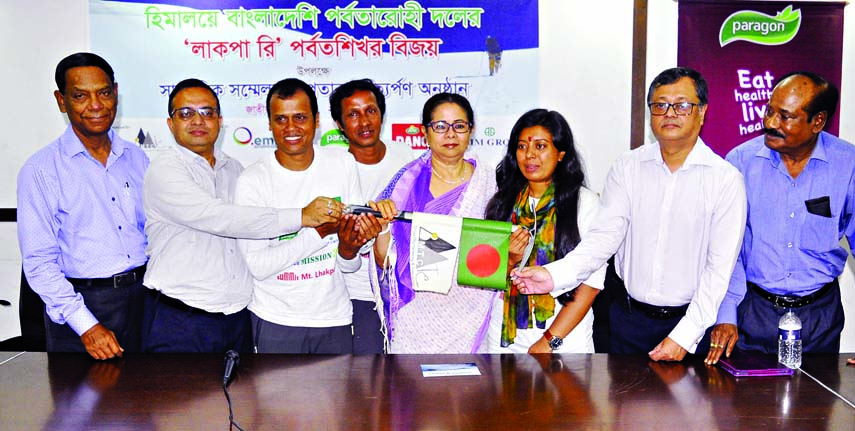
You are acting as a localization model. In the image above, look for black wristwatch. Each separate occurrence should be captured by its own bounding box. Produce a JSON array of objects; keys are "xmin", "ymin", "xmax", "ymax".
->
[{"xmin": 544, "ymin": 329, "xmax": 563, "ymax": 350}]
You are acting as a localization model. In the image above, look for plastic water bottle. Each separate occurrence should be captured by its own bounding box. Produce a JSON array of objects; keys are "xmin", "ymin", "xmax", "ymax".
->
[{"xmin": 778, "ymin": 310, "xmax": 802, "ymax": 369}]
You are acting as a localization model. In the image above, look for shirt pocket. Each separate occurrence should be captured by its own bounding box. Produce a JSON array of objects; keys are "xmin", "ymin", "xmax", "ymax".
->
[{"xmin": 799, "ymin": 213, "xmax": 839, "ymax": 253}]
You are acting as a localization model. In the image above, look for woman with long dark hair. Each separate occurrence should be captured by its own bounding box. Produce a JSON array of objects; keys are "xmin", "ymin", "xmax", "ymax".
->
[{"xmin": 484, "ymin": 109, "xmax": 604, "ymax": 353}]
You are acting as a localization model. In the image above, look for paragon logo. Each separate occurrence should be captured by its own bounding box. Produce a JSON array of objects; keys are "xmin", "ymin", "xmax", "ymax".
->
[
  {"xmin": 320, "ymin": 129, "xmax": 350, "ymax": 148},
  {"xmin": 720, "ymin": 5, "xmax": 801, "ymax": 47}
]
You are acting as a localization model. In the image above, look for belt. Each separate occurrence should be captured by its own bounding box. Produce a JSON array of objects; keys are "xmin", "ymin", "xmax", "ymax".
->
[
  {"xmin": 67, "ymin": 264, "xmax": 146, "ymax": 288},
  {"xmin": 148, "ymin": 288, "xmax": 219, "ymax": 315},
  {"xmin": 747, "ymin": 278, "xmax": 837, "ymax": 308},
  {"xmin": 620, "ymin": 295, "xmax": 689, "ymax": 320}
]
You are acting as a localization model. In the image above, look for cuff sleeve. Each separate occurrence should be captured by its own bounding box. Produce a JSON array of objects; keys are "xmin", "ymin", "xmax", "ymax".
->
[
  {"xmin": 668, "ymin": 318, "xmax": 703, "ymax": 354},
  {"xmin": 277, "ymin": 208, "xmax": 303, "ymax": 234},
  {"xmin": 716, "ymin": 296, "xmax": 739, "ymax": 325},
  {"xmin": 338, "ymin": 253, "xmax": 362, "ymax": 274},
  {"xmin": 66, "ymin": 306, "xmax": 99, "ymax": 336}
]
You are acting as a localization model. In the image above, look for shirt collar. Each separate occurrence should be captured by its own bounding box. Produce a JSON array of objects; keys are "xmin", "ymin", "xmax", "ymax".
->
[
  {"xmin": 60, "ymin": 125, "xmax": 123, "ymax": 158},
  {"xmin": 754, "ymin": 131, "xmax": 828, "ymax": 166},
  {"xmin": 640, "ymin": 137, "xmax": 717, "ymax": 168},
  {"xmin": 172, "ymin": 140, "xmax": 233, "ymax": 171}
]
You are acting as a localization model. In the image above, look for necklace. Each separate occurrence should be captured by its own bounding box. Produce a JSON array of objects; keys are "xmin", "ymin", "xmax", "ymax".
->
[{"xmin": 431, "ymin": 165, "xmax": 467, "ymax": 184}]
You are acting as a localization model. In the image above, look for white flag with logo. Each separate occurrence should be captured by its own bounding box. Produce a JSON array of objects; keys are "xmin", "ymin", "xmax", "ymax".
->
[{"xmin": 409, "ymin": 212, "xmax": 463, "ymax": 294}]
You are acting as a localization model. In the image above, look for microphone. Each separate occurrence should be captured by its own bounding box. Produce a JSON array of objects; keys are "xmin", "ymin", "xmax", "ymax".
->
[{"xmin": 223, "ymin": 350, "xmax": 240, "ymax": 386}]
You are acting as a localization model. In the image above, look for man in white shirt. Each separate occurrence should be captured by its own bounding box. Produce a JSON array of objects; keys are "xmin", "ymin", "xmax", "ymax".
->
[
  {"xmin": 329, "ymin": 79, "xmax": 414, "ymax": 353},
  {"xmin": 513, "ymin": 67, "xmax": 747, "ymax": 361},
  {"xmin": 236, "ymin": 78, "xmax": 378, "ymax": 354},
  {"xmin": 142, "ymin": 79, "xmax": 342, "ymax": 353}
]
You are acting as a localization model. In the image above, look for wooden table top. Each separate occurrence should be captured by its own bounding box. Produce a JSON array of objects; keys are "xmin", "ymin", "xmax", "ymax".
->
[{"xmin": 0, "ymin": 352, "xmax": 852, "ymax": 430}]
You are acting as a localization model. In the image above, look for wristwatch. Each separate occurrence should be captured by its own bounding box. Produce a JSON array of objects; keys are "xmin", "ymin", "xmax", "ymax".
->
[{"xmin": 543, "ymin": 329, "xmax": 563, "ymax": 351}]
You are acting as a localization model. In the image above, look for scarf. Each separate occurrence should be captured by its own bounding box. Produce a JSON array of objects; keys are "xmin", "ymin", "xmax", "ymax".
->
[
  {"xmin": 373, "ymin": 150, "xmax": 497, "ymax": 351},
  {"xmin": 501, "ymin": 182, "xmax": 557, "ymax": 347}
]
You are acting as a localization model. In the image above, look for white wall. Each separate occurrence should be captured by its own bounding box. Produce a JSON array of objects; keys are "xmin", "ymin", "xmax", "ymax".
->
[
  {"xmin": 540, "ymin": 0, "xmax": 633, "ymax": 194},
  {"xmin": 0, "ymin": 0, "xmax": 90, "ymax": 341}
]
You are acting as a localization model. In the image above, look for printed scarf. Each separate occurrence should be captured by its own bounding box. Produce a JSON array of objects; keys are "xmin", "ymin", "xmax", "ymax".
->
[{"xmin": 502, "ymin": 183, "xmax": 557, "ymax": 347}]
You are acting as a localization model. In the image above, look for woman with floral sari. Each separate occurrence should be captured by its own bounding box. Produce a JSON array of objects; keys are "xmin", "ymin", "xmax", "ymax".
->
[
  {"xmin": 484, "ymin": 109, "xmax": 605, "ymax": 353},
  {"xmin": 370, "ymin": 93, "xmax": 497, "ymax": 353}
]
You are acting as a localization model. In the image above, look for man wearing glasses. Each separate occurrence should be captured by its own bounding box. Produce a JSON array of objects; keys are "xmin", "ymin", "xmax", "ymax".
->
[
  {"xmin": 141, "ymin": 79, "xmax": 339, "ymax": 353},
  {"xmin": 513, "ymin": 67, "xmax": 747, "ymax": 361},
  {"xmin": 705, "ymin": 72, "xmax": 854, "ymax": 365}
]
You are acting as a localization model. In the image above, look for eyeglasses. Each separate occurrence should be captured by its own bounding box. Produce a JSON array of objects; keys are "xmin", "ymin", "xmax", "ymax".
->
[
  {"xmin": 170, "ymin": 107, "xmax": 219, "ymax": 120},
  {"xmin": 648, "ymin": 102, "xmax": 698, "ymax": 116},
  {"xmin": 426, "ymin": 120, "xmax": 472, "ymax": 134}
]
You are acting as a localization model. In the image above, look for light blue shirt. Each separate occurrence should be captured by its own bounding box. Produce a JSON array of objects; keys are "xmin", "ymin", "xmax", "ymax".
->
[
  {"xmin": 717, "ymin": 132, "xmax": 855, "ymax": 324},
  {"xmin": 17, "ymin": 125, "xmax": 149, "ymax": 335}
]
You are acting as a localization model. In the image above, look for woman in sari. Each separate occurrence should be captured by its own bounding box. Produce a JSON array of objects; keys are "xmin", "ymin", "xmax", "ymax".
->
[
  {"xmin": 370, "ymin": 93, "xmax": 497, "ymax": 353},
  {"xmin": 484, "ymin": 109, "xmax": 605, "ymax": 353}
]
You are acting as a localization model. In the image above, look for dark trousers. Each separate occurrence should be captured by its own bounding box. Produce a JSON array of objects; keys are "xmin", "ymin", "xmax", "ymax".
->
[
  {"xmin": 591, "ymin": 257, "xmax": 619, "ymax": 353},
  {"xmin": 251, "ymin": 312, "xmax": 353, "ymax": 354},
  {"xmin": 142, "ymin": 290, "xmax": 252, "ymax": 354},
  {"xmin": 352, "ymin": 299, "xmax": 384, "ymax": 354},
  {"xmin": 735, "ymin": 283, "xmax": 844, "ymax": 354},
  {"xmin": 608, "ymin": 300, "xmax": 684, "ymax": 354},
  {"xmin": 45, "ymin": 278, "xmax": 146, "ymax": 353}
]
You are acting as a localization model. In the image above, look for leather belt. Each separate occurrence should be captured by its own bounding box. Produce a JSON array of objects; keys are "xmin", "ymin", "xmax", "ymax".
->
[
  {"xmin": 620, "ymin": 295, "xmax": 689, "ymax": 320},
  {"xmin": 67, "ymin": 264, "xmax": 146, "ymax": 288},
  {"xmin": 747, "ymin": 278, "xmax": 837, "ymax": 308},
  {"xmin": 148, "ymin": 288, "xmax": 219, "ymax": 315}
]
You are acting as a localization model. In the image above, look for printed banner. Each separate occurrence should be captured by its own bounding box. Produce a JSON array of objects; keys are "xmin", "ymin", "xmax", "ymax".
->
[
  {"xmin": 457, "ymin": 218, "xmax": 511, "ymax": 290},
  {"xmin": 90, "ymin": 0, "xmax": 539, "ymax": 169},
  {"xmin": 678, "ymin": 1, "xmax": 844, "ymax": 157}
]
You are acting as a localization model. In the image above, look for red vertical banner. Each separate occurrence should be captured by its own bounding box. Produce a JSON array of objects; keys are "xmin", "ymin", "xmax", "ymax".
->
[{"xmin": 678, "ymin": 1, "xmax": 845, "ymax": 157}]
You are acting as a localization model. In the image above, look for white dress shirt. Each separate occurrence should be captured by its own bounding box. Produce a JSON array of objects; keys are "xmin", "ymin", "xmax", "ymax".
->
[
  {"xmin": 544, "ymin": 139, "xmax": 746, "ymax": 352},
  {"xmin": 143, "ymin": 145, "xmax": 301, "ymax": 314}
]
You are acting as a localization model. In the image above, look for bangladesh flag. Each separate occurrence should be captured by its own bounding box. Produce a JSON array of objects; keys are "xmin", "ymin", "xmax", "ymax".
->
[{"xmin": 457, "ymin": 218, "xmax": 513, "ymax": 290}]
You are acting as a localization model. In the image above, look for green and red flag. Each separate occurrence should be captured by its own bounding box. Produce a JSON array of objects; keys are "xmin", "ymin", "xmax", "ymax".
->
[
  {"xmin": 408, "ymin": 213, "xmax": 513, "ymax": 292},
  {"xmin": 457, "ymin": 218, "xmax": 512, "ymax": 290}
]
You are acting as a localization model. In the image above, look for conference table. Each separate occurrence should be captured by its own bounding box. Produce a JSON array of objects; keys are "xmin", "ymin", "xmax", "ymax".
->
[{"xmin": 0, "ymin": 352, "xmax": 852, "ymax": 430}]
